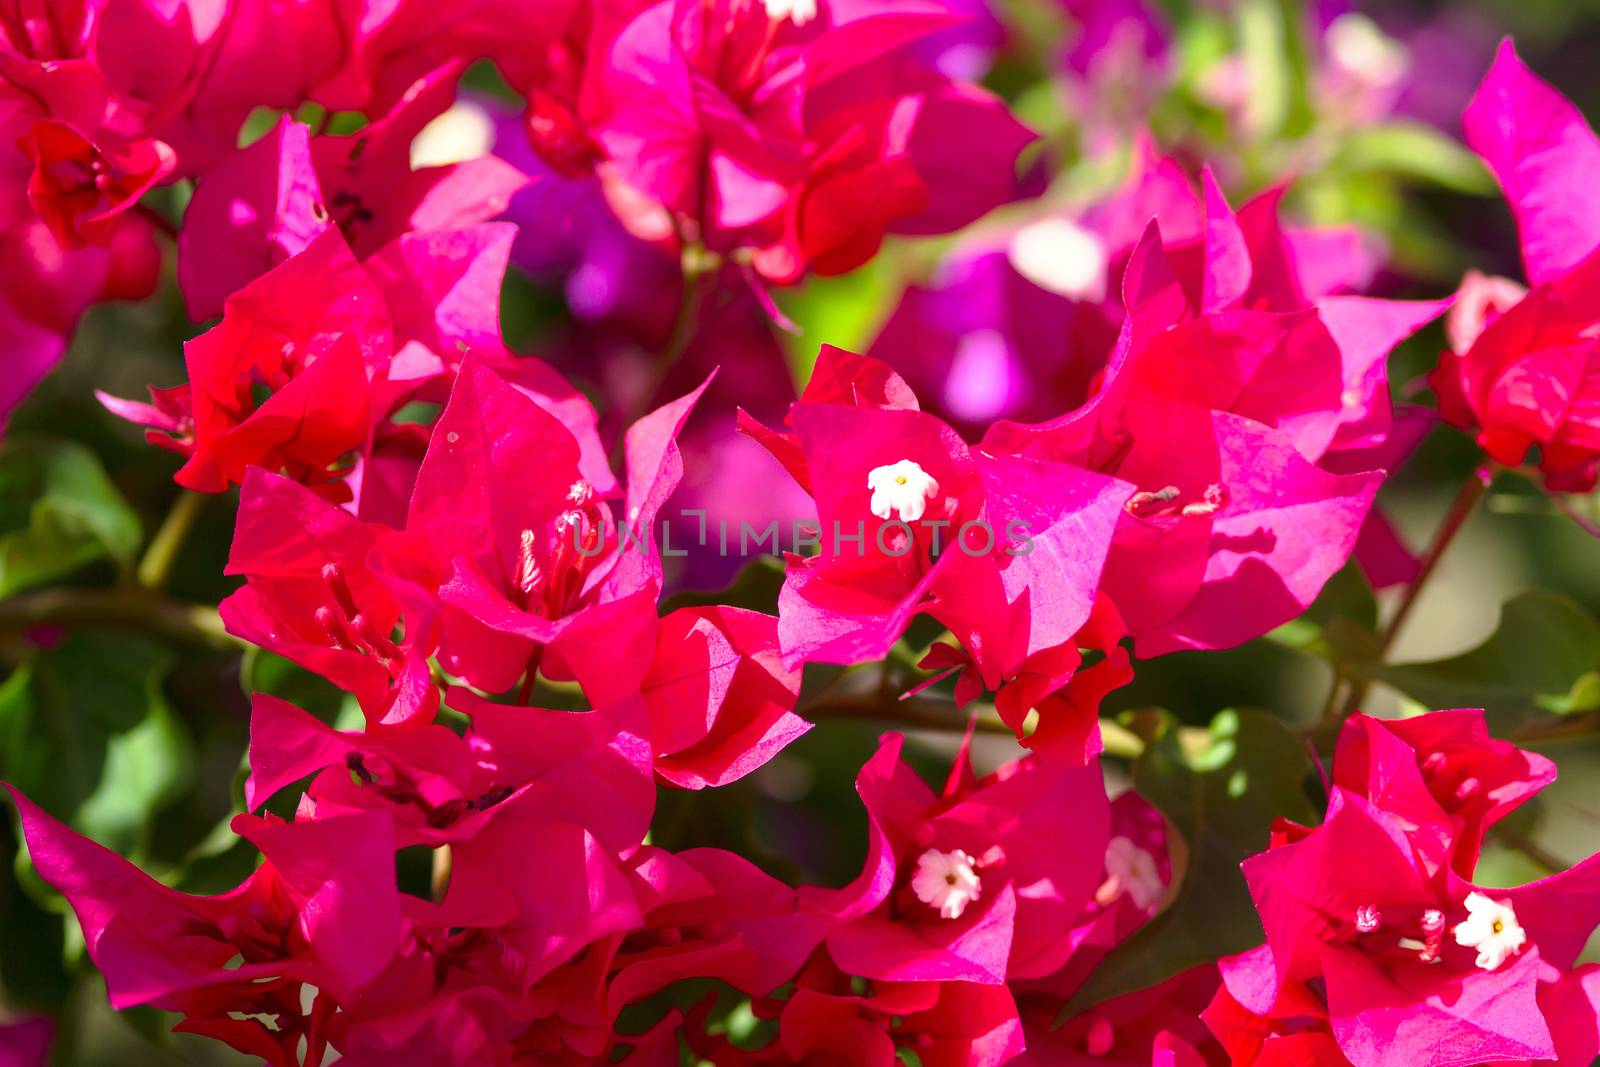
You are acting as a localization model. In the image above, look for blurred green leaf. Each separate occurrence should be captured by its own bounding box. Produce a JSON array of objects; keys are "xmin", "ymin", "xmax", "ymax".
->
[
  {"xmin": 1356, "ymin": 591, "xmax": 1600, "ymax": 730},
  {"xmin": 775, "ymin": 258, "xmax": 900, "ymax": 388},
  {"xmin": 1237, "ymin": 0, "xmax": 1290, "ymax": 139},
  {"xmin": 241, "ymin": 647, "xmax": 356, "ymax": 724},
  {"xmin": 0, "ymin": 437, "xmax": 141, "ymax": 597},
  {"xmin": 1334, "ymin": 121, "xmax": 1496, "ymax": 196},
  {"xmin": 0, "ymin": 633, "xmax": 185, "ymax": 859},
  {"xmin": 77, "ymin": 689, "xmax": 194, "ymax": 852},
  {"xmin": 1063, "ymin": 709, "xmax": 1315, "ymax": 1016},
  {"xmin": 1269, "ymin": 564, "xmax": 1379, "ymax": 662}
]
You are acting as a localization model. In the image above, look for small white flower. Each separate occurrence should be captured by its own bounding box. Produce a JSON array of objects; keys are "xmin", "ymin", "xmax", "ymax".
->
[
  {"xmin": 1007, "ymin": 217, "xmax": 1109, "ymax": 303},
  {"xmin": 1097, "ymin": 836, "xmax": 1163, "ymax": 911},
  {"xmin": 1452, "ymin": 892, "xmax": 1527, "ymax": 970},
  {"xmin": 911, "ymin": 848, "xmax": 982, "ymax": 920},
  {"xmin": 867, "ymin": 460, "xmax": 939, "ymax": 523},
  {"xmin": 762, "ymin": 0, "xmax": 817, "ymax": 26}
]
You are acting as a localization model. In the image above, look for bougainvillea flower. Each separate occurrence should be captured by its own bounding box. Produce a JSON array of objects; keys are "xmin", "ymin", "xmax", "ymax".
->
[
  {"xmin": 175, "ymin": 116, "xmax": 331, "ymax": 320},
  {"xmin": 179, "ymin": 69, "xmax": 527, "ymax": 320},
  {"xmin": 1015, "ymin": 965, "xmax": 1219, "ymax": 1066},
  {"xmin": 1331, "ymin": 709, "xmax": 1556, "ymax": 877},
  {"xmin": 20, "ymin": 120, "xmax": 174, "ymax": 247},
  {"xmin": 222, "ymin": 467, "xmax": 441, "ymax": 726},
  {"xmin": 1224, "ymin": 785, "xmax": 1600, "ymax": 1067},
  {"xmin": 586, "ymin": 0, "xmax": 1033, "ymax": 282},
  {"xmin": 742, "ymin": 346, "xmax": 1132, "ymax": 746},
  {"xmin": 6, "ymin": 785, "xmax": 403, "ymax": 1064},
  {"xmin": 640, "ymin": 606, "xmax": 809, "ymax": 788},
  {"xmin": 609, "ymin": 846, "xmax": 833, "ymax": 1009},
  {"xmin": 247, "ymin": 687, "xmax": 656, "ymax": 858},
  {"xmin": 983, "ymin": 229, "xmax": 1390, "ymax": 656},
  {"xmin": 1427, "ymin": 39, "xmax": 1600, "ymax": 490},
  {"xmin": 104, "ymin": 228, "xmax": 392, "ymax": 493},
  {"xmin": 812, "ymin": 733, "xmax": 1110, "ymax": 985},
  {"xmin": 770, "ymin": 952, "xmax": 1025, "ymax": 1067},
  {"xmin": 1009, "ymin": 790, "xmax": 1172, "ymax": 1005},
  {"xmin": 417, "ymin": 360, "xmax": 706, "ymax": 704}
]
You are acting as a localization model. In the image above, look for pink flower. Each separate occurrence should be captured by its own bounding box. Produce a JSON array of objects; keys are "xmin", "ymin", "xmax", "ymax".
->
[
  {"xmin": 222, "ymin": 469, "xmax": 441, "ymax": 726},
  {"xmin": 178, "ymin": 68, "xmax": 527, "ymax": 320},
  {"xmin": 583, "ymin": 0, "xmax": 1033, "ymax": 282},
  {"xmin": 641, "ymin": 606, "xmax": 810, "ymax": 788},
  {"xmin": 20, "ymin": 120, "xmax": 174, "ymax": 247},
  {"xmin": 770, "ymin": 952, "xmax": 1025, "ymax": 1066},
  {"xmin": 1015, "ymin": 966, "xmax": 1220, "ymax": 1066},
  {"xmin": 742, "ymin": 346, "xmax": 1133, "ymax": 756},
  {"xmin": 1430, "ymin": 39, "xmax": 1600, "ymax": 490},
  {"xmin": 1331, "ymin": 709, "xmax": 1555, "ymax": 878},
  {"xmin": 418, "ymin": 359, "xmax": 708, "ymax": 705},
  {"xmin": 5, "ymin": 784, "xmax": 403, "ymax": 1066},
  {"xmin": 1223, "ymin": 784, "xmax": 1600, "ymax": 1067},
  {"xmin": 812, "ymin": 732, "xmax": 1110, "ymax": 985},
  {"xmin": 983, "ymin": 226, "xmax": 1406, "ymax": 656},
  {"xmin": 104, "ymin": 228, "xmax": 391, "ymax": 494}
]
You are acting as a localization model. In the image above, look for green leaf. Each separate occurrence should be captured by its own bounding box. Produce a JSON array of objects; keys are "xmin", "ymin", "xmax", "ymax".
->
[
  {"xmin": 1334, "ymin": 121, "xmax": 1497, "ymax": 196},
  {"xmin": 1236, "ymin": 0, "xmax": 1290, "ymax": 139},
  {"xmin": 1269, "ymin": 563, "xmax": 1379, "ymax": 662},
  {"xmin": 76, "ymin": 685, "xmax": 194, "ymax": 852},
  {"xmin": 0, "ymin": 436, "xmax": 141, "ymax": 596},
  {"xmin": 0, "ymin": 633, "xmax": 186, "ymax": 858},
  {"xmin": 1355, "ymin": 591, "xmax": 1600, "ymax": 731},
  {"xmin": 1062, "ymin": 709, "xmax": 1315, "ymax": 1017}
]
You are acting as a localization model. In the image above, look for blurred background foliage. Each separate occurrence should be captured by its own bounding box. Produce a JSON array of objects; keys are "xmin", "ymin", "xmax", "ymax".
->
[{"xmin": 7, "ymin": 0, "xmax": 1600, "ymax": 1062}]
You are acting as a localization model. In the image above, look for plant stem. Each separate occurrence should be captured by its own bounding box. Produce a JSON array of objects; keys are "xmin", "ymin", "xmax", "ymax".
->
[
  {"xmin": 0, "ymin": 587, "xmax": 241, "ymax": 652},
  {"xmin": 608, "ymin": 247, "xmax": 716, "ymax": 468},
  {"xmin": 136, "ymin": 489, "xmax": 208, "ymax": 591},
  {"xmin": 1337, "ymin": 471, "xmax": 1488, "ymax": 720},
  {"xmin": 804, "ymin": 692, "xmax": 1145, "ymax": 759}
]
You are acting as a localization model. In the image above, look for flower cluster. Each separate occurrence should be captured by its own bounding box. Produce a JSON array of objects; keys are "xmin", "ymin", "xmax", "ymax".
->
[{"xmin": 2, "ymin": 2, "xmax": 1600, "ymax": 1066}]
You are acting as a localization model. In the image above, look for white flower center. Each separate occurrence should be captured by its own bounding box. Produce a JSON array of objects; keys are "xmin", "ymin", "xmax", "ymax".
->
[
  {"xmin": 1452, "ymin": 892, "xmax": 1527, "ymax": 971},
  {"xmin": 911, "ymin": 848, "xmax": 982, "ymax": 920},
  {"xmin": 867, "ymin": 460, "xmax": 939, "ymax": 523},
  {"xmin": 1096, "ymin": 836, "xmax": 1163, "ymax": 911},
  {"xmin": 762, "ymin": 0, "xmax": 817, "ymax": 26},
  {"xmin": 1007, "ymin": 217, "xmax": 1108, "ymax": 303}
]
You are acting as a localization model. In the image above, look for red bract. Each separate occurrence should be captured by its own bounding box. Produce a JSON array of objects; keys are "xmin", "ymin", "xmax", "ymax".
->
[
  {"xmin": 20, "ymin": 119, "xmax": 174, "ymax": 246},
  {"xmin": 1431, "ymin": 39, "xmax": 1600, "ymax": 490},
  {"xmin": 742, "ymin": 346, "xmax": 1133, "ymax": 759},
  {"xmin": 641, "ymin": 605, "xmax": 809, "ymax": 788},
  {"xmin": 177, "ymin": 69, "xmax": 527, "ymax": 318},
  {"xmin": 6, "ymin": 785, "xmax": 403, "ymax": 1067},
  {"xmin": 419, "ymin": 359, "xmax": 706, "ymax": 704},
  {"xmin": 223, "ymin": 469, "xmax": 441, "ymax": 727},
  {"xmin": 984, "ymin": 225, "xmax": 1408, "ymax": 656},
  {"xmin": 1221, "ymin": 709, "xmax": 1600, "ymax": 1067},
  {"xmin": 810, "ymin": 732, "xmax": 1110, "ymax": 984},
  {"xmin": 103, "ymin": 228, "xmax": 391, "ymax": 494},
  {"xmin": 1331, "ymin": 709, "xmax": 1555, "ymax": 878},
  {"xmin": 582, "ymin": 0, "xmax": 1033, "ymax": 282}
]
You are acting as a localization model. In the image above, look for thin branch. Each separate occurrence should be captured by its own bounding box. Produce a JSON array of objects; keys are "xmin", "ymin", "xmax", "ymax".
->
[
  {"xmin": 0, "ymin": 587, "xmax": 242, "ymax": 653},
  {"xmin": 804, "ymin": 692, "xmax": 1145, "ymax": 759},
  {"xmin": 1338, "ymin": 472, "xmax": 1487, "ymax": 720}
]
